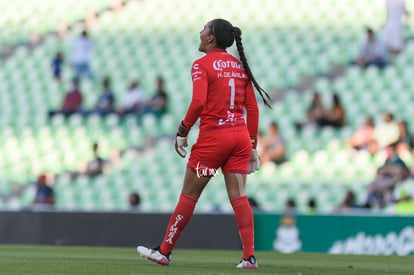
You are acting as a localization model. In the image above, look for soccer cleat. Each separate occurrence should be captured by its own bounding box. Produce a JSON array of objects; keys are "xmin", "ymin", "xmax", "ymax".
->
[
  {"xmin": 236, "ymin": 255, "xmax": 258, "ymax": 269},
  {"xmin": 137, "ymin": 245, "xmax": 170, "ymax": 266}
]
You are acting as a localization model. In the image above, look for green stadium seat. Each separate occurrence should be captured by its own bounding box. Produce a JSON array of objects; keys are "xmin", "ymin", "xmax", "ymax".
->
[{"xmin": 2, "ymin": 0, "xmax": 414, "ymax": 213}]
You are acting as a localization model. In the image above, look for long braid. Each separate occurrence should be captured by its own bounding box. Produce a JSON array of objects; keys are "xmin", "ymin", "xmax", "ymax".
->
[{"xmin": 232, "ymin": 27, "xmax": 272, "ymax": 108}]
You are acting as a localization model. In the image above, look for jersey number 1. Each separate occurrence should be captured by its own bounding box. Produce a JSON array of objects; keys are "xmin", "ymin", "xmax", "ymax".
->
[{"xmin": 228, "ymin": 78, "xmax": 235, "ymax": 109}]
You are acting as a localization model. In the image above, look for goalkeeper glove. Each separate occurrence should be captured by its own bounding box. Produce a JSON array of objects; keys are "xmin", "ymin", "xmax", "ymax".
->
[
  {"xmin": 248, "ymin": 149, "xmax": 260, "ymax": 173},
  {"xmin": 175, "ymin": 121, "xmax": 190, "ymax": 158}
]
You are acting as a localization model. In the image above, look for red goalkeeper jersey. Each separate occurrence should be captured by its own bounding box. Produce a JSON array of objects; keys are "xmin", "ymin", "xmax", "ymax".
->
[{"xmin": 183, "ymin": 48, "xmax": 259, "ymax": 137}]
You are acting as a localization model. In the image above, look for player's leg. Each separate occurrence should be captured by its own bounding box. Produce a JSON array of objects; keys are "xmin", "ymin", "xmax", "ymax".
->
[
  {"xmin": 138, "ymin": 131, "xmax": 223, "ymax": 265},
  {"xmin": 224, "ymin": 173, "xmax": 258, "ymax": 269},
  {"xmin": 222, "ymin": 129, "xmax": 258, "ymax": 269},
  {"xmin": 158, "ymin": 168, "xmax": 210, "ymax": 255},
  {"xmin": 137, "ymin": 168, "xmax": 210, "ymax": 265}
]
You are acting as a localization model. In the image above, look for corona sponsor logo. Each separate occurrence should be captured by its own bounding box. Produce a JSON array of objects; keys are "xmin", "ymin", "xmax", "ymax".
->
[{"xmin": 212, "ymin": 59, "xmax": 243, "ymax": 71}]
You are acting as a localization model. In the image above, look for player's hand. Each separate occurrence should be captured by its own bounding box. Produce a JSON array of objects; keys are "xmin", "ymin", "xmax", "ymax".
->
[
  {"xmin": 175, "ymin": 121, "xmax": 190, "ymax": 158},
  {"xmin": 175, "ymin": 136, "xmax": 188, "ymax": 158},
  {"xmin": 248, "ymin": 149, "xmax": 260, "ymax": 173}
]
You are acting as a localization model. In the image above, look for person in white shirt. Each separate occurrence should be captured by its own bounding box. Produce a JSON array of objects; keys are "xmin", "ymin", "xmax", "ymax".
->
[
  {"xmin": 374, "ymin": 112, "xmax": 400, "ymax": 150},
  {"xmin": 118, "ymin": 80, "xmax": 145, "ymax": 117},
  {"xmin": 70, "ymin": 30, "xmax": 94, "ymax": 81},
  {"xmin": 383, "ymin": 0, "xmax": 410, "ymax": 55}
]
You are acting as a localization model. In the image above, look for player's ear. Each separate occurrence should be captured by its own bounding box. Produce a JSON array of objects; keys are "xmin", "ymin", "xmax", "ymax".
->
[{"xmin": 208, "ymin": 35, "xmax": 215, "ymax": 44}]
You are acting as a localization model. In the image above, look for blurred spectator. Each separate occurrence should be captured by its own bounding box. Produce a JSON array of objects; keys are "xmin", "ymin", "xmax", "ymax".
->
[
  {"xmin": 337, "ymin": 190, "xmax": 360, "ymax": 212},
  {"xmin": 346, "ymin": 116, "xmax": 376, "ymax": 154},
  {"xmin": 90, "ymin": 76, "xmax": 116, "ymax": 116},
  {"xmin": 69, "ymin": 142, "xmax": 109, "ymax": 179},
  {"xmin": 118, "ymin": 80, "xmax": 145, "ymax": 117},
  {"xmin": 295, "ymin": 91, "xmax": 345, "ymax": 131},
  {"xmin": 284, "ymin": 198, "xmax": 297, "ymax": 214},
  {"xmin": 306, "ymin": 198, "xmax": 317, "ymax": 214},
  {"xmin": 129, "ymin": 192, "xmax": 141, "ymax": 211},
  {"xmin": 294, "ymin": 91, "xmax": 325, "ymax": 131},
  {"xmin": 353, "ymin": 27, "xmax": 389, "ymax": 69},
  {"xmin": 145, "ymin": 76, "xmax": 168, "ymax": 118},
  {"xmin": 315, "ymin": 93, "xmax": 346, "ymax": 129},
  {"xmin": 259, "ymin": 121, "xmax": 287, "ymax": 165},
  {"xmin": 374, "ymin": 112, "xmax": 400, "ymax": 150},
  {"xmin": 396, "ymin": 120, "xmax": 414, "ymax": 152},
  {"xmin": 70, "ymin": 30, "xmax": 94, "ymax": 81},
  {"xmin": 32, "ymin": 174, "xmax": 55, "ymax": 210},
  {"xmin": 391, "ymin": 178, "xmax": 414, "ymax": 214},
  {"xmin": 383, "ymin": 0, "xmax": 411, "ymax": 55},
  {"xmin": 48, "ymin": 78, "xmax": 83, "ymax": 119},
  {"xmin": 248, "ymin": 196, "xmax": 260, "ymax": 212},
  {"xmin": 83, "ymin": 142, "xmax": 108, "ymax": 177},
  {"xmin": 256, "ymin": 130, "xmax": 265, "ymax": 157},
  {"xmin": 51, "ymin": 51, "xmax": 64, "ymax": 83},
  {"xmin": 365, "ymin": 142, "xmax": 410, "ymax": 208}
]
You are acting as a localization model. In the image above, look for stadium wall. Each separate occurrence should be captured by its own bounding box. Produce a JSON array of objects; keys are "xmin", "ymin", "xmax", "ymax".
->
[
  {"xmin": 3, "ymin": 211, "xmax": 413, "ymax": 255},
  {"xmin": 255, "ymin": 213, "xmax": 414, "ymax": 255},
  {"xmin": 0, "ymin": 211, "xmax": 241, "ymax": 249}
]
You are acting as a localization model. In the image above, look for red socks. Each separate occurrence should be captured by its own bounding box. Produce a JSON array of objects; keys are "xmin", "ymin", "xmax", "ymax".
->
[
  {"xmin": 159, "ymin": 194, "xmax": 255, "ymax": 259},
  {"xmin": 231, "ymin": 196, "xmax": 255, "ymax": 259},
  {"xmin": 160, "ymin": 193, "xmax": 197, "ymax": 255}
]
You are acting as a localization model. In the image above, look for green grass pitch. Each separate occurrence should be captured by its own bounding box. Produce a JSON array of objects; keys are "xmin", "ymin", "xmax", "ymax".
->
[{"xmin": 0, "ymin": 245, "xmax": 413, "ymax": 275}]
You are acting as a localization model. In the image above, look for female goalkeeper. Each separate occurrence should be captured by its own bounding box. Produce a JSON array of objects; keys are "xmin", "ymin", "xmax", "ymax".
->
[{"xmin": 137, "ymin": 18, "xmax": 271, "ymax": 269}]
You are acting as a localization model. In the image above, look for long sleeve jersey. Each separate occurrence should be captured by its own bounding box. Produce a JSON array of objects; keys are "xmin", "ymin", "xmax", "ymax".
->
[{"xmin": 182, "ymin": 48, "xmax": 259, "ymax": 138}]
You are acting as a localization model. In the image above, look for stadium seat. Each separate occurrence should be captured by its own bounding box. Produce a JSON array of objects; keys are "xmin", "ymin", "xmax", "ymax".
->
[{"xmin": 2, "ymin": 0, "xmax": 414, "ymax": 213}]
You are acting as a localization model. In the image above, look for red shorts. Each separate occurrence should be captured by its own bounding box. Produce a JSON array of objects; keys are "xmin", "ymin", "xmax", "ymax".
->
[{"xmin": 187, "ymin": 127, "xmax": 251, "ymax": 175}]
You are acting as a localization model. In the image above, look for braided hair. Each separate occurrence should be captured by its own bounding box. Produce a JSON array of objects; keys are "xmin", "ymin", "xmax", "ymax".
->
[{"xmin": 209, "ymin": 18, "xmax": 272, "ymax": 108}]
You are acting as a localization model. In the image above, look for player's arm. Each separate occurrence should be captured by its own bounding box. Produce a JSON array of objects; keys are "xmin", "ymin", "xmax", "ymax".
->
[
  {"xmin": 245, "ymin": 81, "xmax": 260, "ymax": 173},
  {"xmin": 245, "ymin": 81, "xmax": 259, "ymax": 148},
  {"xmin": 182, "ymin": 62, "xmax": 208, "ymax": 129},
  {"xmin": 175, "ymin": 62, "xmax": 208, "ymax": 157}
]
